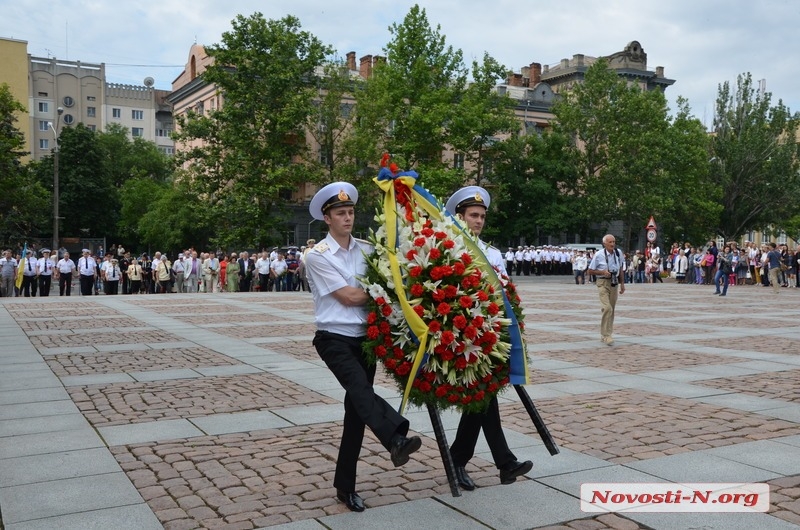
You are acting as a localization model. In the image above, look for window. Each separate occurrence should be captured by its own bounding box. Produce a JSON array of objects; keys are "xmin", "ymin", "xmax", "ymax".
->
[
  {"xmin": 132, "ymin": 110, "xmax": 144, "ymax": 120},
  {"xmin": 778, "ymin": 231, "xmax": 788, "ymax": 244},
  {"xmin": 195, "ymin": 101, "xmax": 204, "ymax": 114},
  {"xmin": 37, "ymin": 92, "xmax": 48, "ymax": 97},
  {"xmin": 132, "ymin": 127, "xmax": 144, "ymax": 137},
  {"xmin": 453, "ymin": 153, "xmax": 465, "ymax": 169},
  {"xmin": 87, "ymin": 96, "xmax": 96, "ymax": 101},
  {"xmin": 87, "ymin": 107, "xmax": 96, "ymax": 118},
  {"xmin": 39, "ymin": 139, "xmax": 49, "ymax": 149},
  {"xmin": 63, "ymin": 96, "xmax": 74, "ymax": 107},
  {"xmin": 63, "ymin": 114, "xmax": 74, "ymax": 125},
  {"xmin": 88, "ymin": 125, "xmax": 96, "ymax": 132},
  {"xmin": 39, "ymin": 120, "xmax": 50, "ymax": 131},
  {"xmin": 158, "ymin": 146, "xmax": 174, "ymax": 156},
  {"xmin": 319, "ymin": 148, "xmax": 329, "ymax": 166},
  {"xmin": 112, "ymin": 108, "xmax": 121, "ymax": 118},
  {"xmin": 155, "ymin": 128, "xmax": 171, "ymax": 137},
  {"xmin": 38, "ymin": 102, "xmax": 49, "ymax": 113},
  {"xmin": 482, "ymin": 158, "xmax": 493, "ymax": 179}
]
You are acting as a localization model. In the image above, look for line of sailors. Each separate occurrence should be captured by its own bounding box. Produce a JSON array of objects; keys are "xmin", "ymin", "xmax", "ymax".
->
[
  {"xmin": 18, "ymin": 248, "xmax": 59, "ymax": 297},
  {"xmin": 504, "ymin": 246, "xmax": 578, "ymax": 277}
]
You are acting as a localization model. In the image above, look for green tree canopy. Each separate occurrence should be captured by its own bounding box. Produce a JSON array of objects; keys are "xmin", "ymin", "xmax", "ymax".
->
[
  {"xmin": 0, "ymin": 83, "xmax": 49, "ymax": 246},
  {"xmin": 173, "ymin": 13, "xmax": 331, "ymax": 249},
  {"xmin": 710, "ymin": 73, "xmax": 800, "ymax": 241}
]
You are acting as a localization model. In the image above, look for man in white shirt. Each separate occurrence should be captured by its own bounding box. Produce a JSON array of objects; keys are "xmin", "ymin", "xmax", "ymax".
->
[
  {"xmin": 444, "ymin": 186, "xmax": 533, "ymax": 492},
  {"xmin": 78, "ymin": 249, "xmax": 97, "ymax": 296},
  {"xmin": 255, "ymin": 251, "xmax": 272, "ymax": 292},
  {"xmin": 185, "ymin": 250, "xmax": 200, "ymax": 293},
  {"xmin": 21, "ymin": 250, "xmax": 38, "ymax": 297},
  {"xmin": 586, "ymin": 235, "xmax": 626, "ymax": 344},
  {"xmin": 172, "ymin": 253, "xmax": 186, "ymax": 293},
  {"xmin": 306, "ymin": 181, "xmax": 421, "ymax": 512},
  {"xmin": 513, "ymin": 246, "xmax": 524, "ymax": 276},
  {"xmin": 202, "ymin": 252, "xmax": 219, "ymax": 293},
  {"xmin": 0, "ymin": 249, "xmax": 18, "ymax": 297},
  {"xmin": 37, "ymin": 249, "xmax": 55, "ymax": 296},
  {"xmin": 504, "ymin": 247, "xmax": 515, "ymax": 275},
  {"xmin": 573, "ymin": 251, "xmax": 588, "ymax": 285},
  {"xmin": 56, "ymin": 251, "xmax": 76, "ymax": 296},
  {"xmin": 270, "ymin": 252, "xmax": 288, "ymax": 291}
]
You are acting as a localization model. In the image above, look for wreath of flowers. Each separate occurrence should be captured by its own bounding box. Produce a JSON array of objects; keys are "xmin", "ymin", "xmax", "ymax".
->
[{"xmin": 362, "ymin": 178, "xmax": 526, "ymax": 413}]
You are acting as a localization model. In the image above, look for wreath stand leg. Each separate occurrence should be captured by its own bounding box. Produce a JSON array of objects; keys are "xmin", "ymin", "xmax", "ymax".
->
[
  {"xmin": 426, "ymin": 403, "xmax": 461, "ymax": 497},
  {"xmin": 514, "ymin": 385, "xmax": 559, "ymax": 456}
]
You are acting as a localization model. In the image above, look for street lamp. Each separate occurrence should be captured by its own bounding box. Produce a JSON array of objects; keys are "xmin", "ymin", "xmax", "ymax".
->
[{"xmin": 49, "ymin": 107, "xmax": 64, "ymax": 254}]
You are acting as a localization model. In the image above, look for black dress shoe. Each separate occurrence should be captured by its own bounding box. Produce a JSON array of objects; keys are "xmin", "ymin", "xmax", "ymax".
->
[
  {"xmin": 454, "ymin": 466, "xmax": 475, "ymax": 491},
  {"xmin": 499, "ymin": 460, "xmax": 533, "ymax": 485},
  {"xmin": 390, "ymin": 435, "xmax": 422, "ymax": 467},
  {"xmin": 336, "ymin": 490, "xmax": 365, "ymax": 512}
]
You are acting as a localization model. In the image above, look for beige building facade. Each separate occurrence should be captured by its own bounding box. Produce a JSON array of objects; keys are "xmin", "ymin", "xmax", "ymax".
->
[{"xmin": 0, "ymin": 37, "xmax": 31, "ymax": 160}]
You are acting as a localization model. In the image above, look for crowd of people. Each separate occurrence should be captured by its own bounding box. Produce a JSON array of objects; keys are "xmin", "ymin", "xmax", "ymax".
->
[{"xmin": 0, "ymin": 243, "xmax": 320, "ymax": 297}]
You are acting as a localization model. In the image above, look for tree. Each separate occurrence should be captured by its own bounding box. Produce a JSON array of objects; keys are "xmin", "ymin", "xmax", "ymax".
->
[
  {"xmin": 0, "ymin": 84, "xmax": 49, "ymax": 246},
  {"xmin": 710, "ymin": 73, "xmax": 800, "ymax": 241},
  {"xmin": 173, "ymin": 13, "xmax": 331, "ymax": 249},
  {"xmin": 345, "ymin": 5, "xmax": 515, "ymax": 205}
]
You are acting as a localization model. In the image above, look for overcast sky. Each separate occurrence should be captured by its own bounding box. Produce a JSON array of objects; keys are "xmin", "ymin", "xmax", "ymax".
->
[{"xmin": 3, "ymin": 0, "xmax": 798, "ymax": 127}]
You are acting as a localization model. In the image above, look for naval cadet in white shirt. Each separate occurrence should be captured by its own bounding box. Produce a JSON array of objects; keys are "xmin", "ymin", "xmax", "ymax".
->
[
  {"xmin": 78, "ymin": 249, "xmax": 97, "ymax": 296},
  {"xmin": 37, "ymin": 249, "xmax": 55, "ymax": 296},
  {"xmin": 444, "ymin": 185, "xmax": 533, "ymax": 492},
  {"xmin": 21, "ymin": 250, "xmax": 38, "ymax": 297},
  {"xmin": 305, "ymin": 181, "xmax": 421, "ymax": 513},
  {"xmin": 56, "ymin": 251, "xmax": 76, "ymax": 296}
]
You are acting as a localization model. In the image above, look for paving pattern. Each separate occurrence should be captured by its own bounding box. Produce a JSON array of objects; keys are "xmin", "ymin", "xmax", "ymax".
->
[{"xmin": 1, "ymin": 278, "xmax": 799, "ymax": 530}]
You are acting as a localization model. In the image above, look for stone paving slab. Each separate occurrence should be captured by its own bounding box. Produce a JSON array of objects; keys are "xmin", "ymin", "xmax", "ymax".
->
[
  {"xmin": 3, "ymin": 504, "xmax": 163, "ymax": 530},
  {"xmin": 0, "ymin": 447, "xmax": 122, "ymax": 488},
  {"xmin": 2, "ymin": 281, "xmax": 800, "ymax": 528}
]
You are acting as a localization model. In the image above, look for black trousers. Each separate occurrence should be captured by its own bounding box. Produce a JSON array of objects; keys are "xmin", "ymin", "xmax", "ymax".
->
[
  {"xmin": 313, "ymin": 330, "xmax": 408, "ymax": 492},
  {"xmin": 59, "ymin": 274, "xmax": 72, "ymax": 296},
  {"xmin": 107, "ymin": 280, "xmax": 119, "ymax": 295},
  {"xmin": 22, "ymin": 275, "xmax": 38, "ymax": 297},
  {"xmin": 79, "ymin": 274, "xmax": 94, "ymax": 296},
  {"xmin": 38, "ymin": 275, "xmax": 52, "ymax": 296},
  {"xmin": 450, "ymin": 396, "xmax": 515, "ymax": 469}
]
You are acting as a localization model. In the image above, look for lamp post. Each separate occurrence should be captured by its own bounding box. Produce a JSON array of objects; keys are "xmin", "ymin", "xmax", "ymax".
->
[{"xmin": 49, "ymin": 107, "xmax": 64, "ymax": 254}]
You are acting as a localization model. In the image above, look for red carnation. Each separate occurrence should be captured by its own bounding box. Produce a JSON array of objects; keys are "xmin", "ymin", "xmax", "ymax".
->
[
  {"xmin": 463, "ymin": 325, "xmax": 477, "ymax": 340},
  {"xmin": 385, "ymin": 335, "xmax": 395, "ymax": 347},
  {"xmin": 409, "ymin": 266, "xmax": 423, "ymax": 277},
  {"xmin": 436, "ymin": 302, "xmax": 452, "ymax": 316},
  {"xmin": 487, "ymin": 302, "xmax": 500, "ymax": 315},
  {"xmin": 452, "ymin": 315, "xmax": 468, "ymax": 330},
  {"xmin": 393, "ymin": 346, "xmax": 404, "ymax": 357},
  {"xmin": 488, "ymin": 382, "xmax": 499, "ymax": 392},
  {"xmin": 454, "ymin": 341, "xmax": 466, "ymax": 353},
  {"xmin": 474, "ymin": 390, "xmax": 485, "ymax": 402},
  {"xmin": 448, "ymin": 394, "xmax": 460, "ymax": 403},
  {"xmin": 482, "ymin": 373, "xmax": 493, "ymax": 383},
  {"xmin": 443, "ymin": 239, "xmax": 455, "ymax": 249},
  {"xmin": 461, "ymin": 395, "xmax": 473, "ymax": 405},
  {"xmin": 432, "ymin": 289, "xmax": 446, "ymax": 302},
  {"xmin": 476, "ymin": 290, "xmax": 489, "ymax": 302},
  {"xmin": 434, "ymin": 231, "xmax": 447, "ymax": 240},
  {"xmin": 441, "ymin": 330, "xmax": 455, "ymax": 345},
  {"xmin": 410, "ymin": 283, "xmax": 424, "ymax": 297},
  {"xmin": 421, "ymin": 227, "xmax": 434, "ymax": 237},
  {"xmin": 455, "ymin": 357, "xmax": 467, "ymax": 370},
  {"xmin": 430, "ymin": 267, "xmax": 444, "ymax": 280},
  {"xmin": 381, "ymin": 304, "xmax": 393, "ymax": 317},
  {"xmin": 396, "ymin": 362, "xmax": 412, "ymax": 376},
  {"xmin": 375, "ymin": 297, "xmax": 386, "ymax": 306},
  {"xmin": 425, "ymin": 371, "xmax": 436, "ymax": 382},
  {"xmin": 429, "ymin": 248, "xmax": 441, "ymax": 260},
  {"xmin": 440, "ymin": 265, "xmax": 453, "ymax": 277},
  {"xmin": 379, "ymin": 321, "xmax": 390, "ymax": 334},
  {"xmin": 406, "ymin": 249, "xmax": 418, "ymax": 260},
  {"xmin": 367, "ymin": 312, "xmax": 378, "ymax": 324},
  {"xmin": 385, "ymin": 358, "xmax": 397, "ymax": 370},
  {"xmin": 436, "ymin": 386, "xmax": 449, "ymax": 398},
  {"xmin": 414, "ymin": 237, "xmax": 426, "ymax": 247},
  {"xmin": 413, "ymin": 305, "xmax": 424, "ymax": 317},
  {"xmin": 471, "ymin": 316, "xmax": 485, "ymax": 328},
  {"xmin": 461, "ymin": 253, "xmax": 472, "ymax": 265},
  {"xmin": 453, "ymin": 262, "xmax": 465, "ymax": 275},
  {"xmin": 367, "ymin": 326, "xmax": 380, "ymax": 340},
  {"xmin": 444, "ymin": 285, "xmax": 458, "ymax": 299},
  {"xmin": 428, "ymin": 320, "xmax": 441, "ymax": 333},
  {"xmin": 459, "ymin": 295, "xmax": 474, "ymax": 309},
  {"xmin": 440, "ymin": 349, "xmax": 454, "ymax": 361},
  {"xmin": 419, "ymin": 381, "xmax": 432, "ymax": 393},
  {"xmin": 375, "ymin": 345, "xmax": 387, "ymax": 358}
]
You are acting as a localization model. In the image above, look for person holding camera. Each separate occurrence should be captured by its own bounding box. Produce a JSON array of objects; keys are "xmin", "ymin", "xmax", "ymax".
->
[{"xmin": 586, "ymin": 234, "xmax": 626, "ymax": 345}]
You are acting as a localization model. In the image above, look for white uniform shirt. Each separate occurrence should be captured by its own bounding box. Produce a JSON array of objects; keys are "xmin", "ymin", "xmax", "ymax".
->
[
  {"xmin": 22, "ymin": 256, "xmax": 37, "ymax": 276},
  {"xmin": 305, "ymin": 234, "xmax": 371, "ymax": 337},
  {"xmin": 504, "ymin": 250, "xmax": 515, "ymax": 262},
  {"xmin": 574, "ymin": 255, "xmax": 588, "ymax": 271},
  {"xmin": 480, "ymin": 241, "xmax": 507, "ymax": 275},
  {"xmin": 37, "ymin": 257, "xmax": 55, "ymax": 276},
  {"xmin": 78, "ymin": 256, "xmax": 96, "ymax": 276},
  {"xmin": 271, "ymin": 259, "xmax": 288, "ymax": 276}
]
